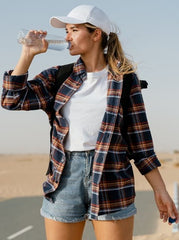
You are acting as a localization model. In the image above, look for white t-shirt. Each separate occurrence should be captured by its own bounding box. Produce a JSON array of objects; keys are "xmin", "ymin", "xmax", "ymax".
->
[{"xmin": 61, "ymin": 67, "xmax": 108, "ymax": 151}]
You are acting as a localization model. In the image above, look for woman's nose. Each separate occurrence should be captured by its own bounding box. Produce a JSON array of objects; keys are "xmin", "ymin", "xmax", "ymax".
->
[{"xmin": 65, "ymin": 32, "xmax": 72, "ymax": 41}]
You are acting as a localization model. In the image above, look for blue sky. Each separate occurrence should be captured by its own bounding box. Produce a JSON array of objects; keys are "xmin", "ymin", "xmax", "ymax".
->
[{"xmin": 0, "ymin": 0, "xmax": 179, "ymax": 154}]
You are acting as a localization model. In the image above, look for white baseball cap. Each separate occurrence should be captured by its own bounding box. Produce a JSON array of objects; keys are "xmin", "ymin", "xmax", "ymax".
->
[{"xmin": 50, "ymin": 5, "xmax": 112, "ymax": 35}]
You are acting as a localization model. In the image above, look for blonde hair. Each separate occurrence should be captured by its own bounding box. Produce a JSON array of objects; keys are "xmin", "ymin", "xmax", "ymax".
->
[{"xmin": 85, "ymin": 23, "xmax": 136, "ymax": 76}]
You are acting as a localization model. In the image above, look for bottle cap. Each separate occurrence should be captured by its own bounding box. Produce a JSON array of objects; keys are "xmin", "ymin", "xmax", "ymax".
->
[{"xmin": 168, "ymin": 217, "xmax": 176, "ymax": 223}]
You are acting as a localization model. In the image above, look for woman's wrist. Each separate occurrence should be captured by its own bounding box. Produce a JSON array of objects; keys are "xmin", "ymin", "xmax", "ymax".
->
[
  {"xmin": 144, "ymin": 168, "xmax": 167, "ymax": 192},
  {"xmin": 11, "ymin": 49, "xmax": 34, "ymax": 76}
]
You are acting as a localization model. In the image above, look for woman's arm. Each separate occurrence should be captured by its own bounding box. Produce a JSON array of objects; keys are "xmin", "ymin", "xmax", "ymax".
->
[
  {"xmin": 125, "ymin": 73, "xmax": 161, "ymax": 174},
  {"xmin": 12, "ymin": 30, "xmax": 48, "ymax": 76},
  {"xmin": 1, "ymin": 66, "xmax": 59, "ymax": 111},
  {"xmin": 1, "ymin": 30, "xmax": 58, "ymax": 112},
  {"xmin": 145, "ymin": 168, "xmax": 179, "ymax": 224},
  {"xmin": 125, "ymin": 73, "xmax": 178, "ymax": 224}
]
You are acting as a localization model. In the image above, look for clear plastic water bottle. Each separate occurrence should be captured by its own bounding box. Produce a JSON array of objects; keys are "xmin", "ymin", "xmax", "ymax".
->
[{"xmin": 17, "ymin": 29, "xmax": 70, "ymax": 51}]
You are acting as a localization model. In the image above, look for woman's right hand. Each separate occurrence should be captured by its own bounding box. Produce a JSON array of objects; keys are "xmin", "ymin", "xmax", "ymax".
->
[
  {"xmin": 12, "ymin": 30, "xmax": 48, "ymax": 76},
  {"xmin": 21, "ymin": 30, "xmax": 48, "ymax": 56}
]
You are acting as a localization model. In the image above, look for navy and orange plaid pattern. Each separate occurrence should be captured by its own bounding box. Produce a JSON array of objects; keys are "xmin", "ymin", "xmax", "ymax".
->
[{"xmin": 1, "ymin": 57, "xmax": 161, "ymax": 219}]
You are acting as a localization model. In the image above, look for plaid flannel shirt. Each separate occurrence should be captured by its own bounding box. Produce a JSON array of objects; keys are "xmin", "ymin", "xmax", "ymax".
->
[{"xmin": 1, "ymin": 57, "xmax": 161, "ymax": 219}]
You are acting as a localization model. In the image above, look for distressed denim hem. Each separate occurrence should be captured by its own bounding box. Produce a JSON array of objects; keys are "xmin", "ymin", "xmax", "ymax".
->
[
  {"xmin": 89, "ymin": 203, "xmax": 137, "ymax": 221},
  {"xmin": 40, "ymin": 208, "xmax": 87, "ymax": 223}
]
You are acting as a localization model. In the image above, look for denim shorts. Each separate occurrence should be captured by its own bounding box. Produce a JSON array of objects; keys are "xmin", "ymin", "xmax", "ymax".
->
[{"xmin": 40, "ymin": 150, "xmax": 137, "ymax": 223}]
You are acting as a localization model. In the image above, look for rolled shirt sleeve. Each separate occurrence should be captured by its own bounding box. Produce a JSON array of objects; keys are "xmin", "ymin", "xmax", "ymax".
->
[
  {"xmin": 1, "ymin": 67, "xmax": 59, "ymax": 111},
  {"xmin": 2, "ymin": 71, "xmax": 28, "ymax": 91},
  {"xmin": 126, "ymin": 73, "xmax": 161, "ymax": 175}
]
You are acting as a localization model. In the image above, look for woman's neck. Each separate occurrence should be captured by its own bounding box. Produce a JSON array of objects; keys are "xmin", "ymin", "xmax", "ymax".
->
[{"xmin": 81, "ymin": 52, "xmax": 107, "ymax": 72}]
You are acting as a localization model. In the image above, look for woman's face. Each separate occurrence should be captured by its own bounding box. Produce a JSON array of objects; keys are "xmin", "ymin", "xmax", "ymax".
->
[{"xmin": 65, "ymin": 24, "xmax": 97, "ymax": 56}]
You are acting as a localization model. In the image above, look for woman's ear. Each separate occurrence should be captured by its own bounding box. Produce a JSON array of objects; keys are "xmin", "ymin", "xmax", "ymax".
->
[{"xmin": 93, "ymin": 28, "xmax": 102, "ymax": 41}]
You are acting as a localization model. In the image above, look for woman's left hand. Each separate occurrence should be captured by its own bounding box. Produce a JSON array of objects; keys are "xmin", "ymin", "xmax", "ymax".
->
[
  {"xmin": 144, "ymin": 168, "xmax": 179, "ymax": 225},
  {"xmin": 154, "ymin": 189, "xmax": 179, "ymax": 225}
]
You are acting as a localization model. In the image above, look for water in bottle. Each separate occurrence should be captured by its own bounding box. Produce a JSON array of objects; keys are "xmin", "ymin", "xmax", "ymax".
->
[{"xmin": 17, "ymin": 29, "xmax": 70, "ymax": 51}]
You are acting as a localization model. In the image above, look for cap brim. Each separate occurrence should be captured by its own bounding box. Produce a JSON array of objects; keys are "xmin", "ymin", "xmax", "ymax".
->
[{"xmin": 50, "ymin": 16, "xmax": 85, "ymax": 28}]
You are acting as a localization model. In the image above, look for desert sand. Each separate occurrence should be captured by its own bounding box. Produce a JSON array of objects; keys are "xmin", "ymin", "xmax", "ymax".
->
[{"xmin": 0, "ymin": 152, "xmax": 179, "ymax": 239}]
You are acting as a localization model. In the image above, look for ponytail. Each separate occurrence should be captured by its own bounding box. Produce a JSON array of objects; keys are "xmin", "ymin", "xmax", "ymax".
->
[
  {"xmin": 85, "ymin": 23, "xmax": 136, "ymax": 76},
  {"xmin": 106, "ymin": 33, "xmax": 135, "ymax": 75}
]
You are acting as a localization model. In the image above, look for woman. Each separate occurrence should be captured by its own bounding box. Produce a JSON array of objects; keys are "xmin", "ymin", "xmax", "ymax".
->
[{"xmin": 1, "ymin": 4, "xmax": 178, "ymax": 240}]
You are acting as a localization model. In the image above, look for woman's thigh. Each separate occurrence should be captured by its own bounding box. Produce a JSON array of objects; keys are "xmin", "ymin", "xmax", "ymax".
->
[
  {"xmin": 92, "ymin": 216, "xmax": 134, "ymax": 240},
  {"xmin": 44, "ymin": 218, "xmax": 86, "ymax": 240}
]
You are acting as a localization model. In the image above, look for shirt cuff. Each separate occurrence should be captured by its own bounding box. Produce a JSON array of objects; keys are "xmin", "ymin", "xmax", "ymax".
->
[
  {"xmin": 3, "ymin": 70, "xmax": 28, "ymax": 90},
  {"xmin": 135, "ymin": 154, "xmax": 161, "ymax": 175}
]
